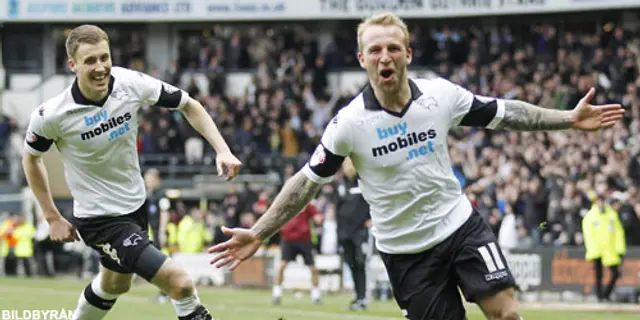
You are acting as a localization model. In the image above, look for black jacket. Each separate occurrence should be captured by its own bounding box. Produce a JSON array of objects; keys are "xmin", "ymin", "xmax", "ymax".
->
[
  {"xmin": 336, "ymin": 178, "xmax": 371, "ymax": 241},
  {"xmin": 146, "ymin": 188, "xmax": 165, "ymax": 233}
]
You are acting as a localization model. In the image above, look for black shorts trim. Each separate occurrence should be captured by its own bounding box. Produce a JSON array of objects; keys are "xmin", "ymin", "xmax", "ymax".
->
[
  {"xmin": 134, "ymin": 244, "xmax": 167, "ymax": 281},
  {"xmin": 379, "ymin": 210, "xmax": 516, "ymax": 320},
  {"xmin": 72, "ymin": 201, "xmax": 166, "ymax": 280},
  {"xmin": 280, "ymin": 240, "xmax": 315, "ymax": 265}
]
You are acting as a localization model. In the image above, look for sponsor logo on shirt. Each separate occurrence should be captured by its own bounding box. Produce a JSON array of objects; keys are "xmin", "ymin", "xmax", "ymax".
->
[
  {"xmin": 80, "ymin": 110, "xmax": 133, "ymax": 142},
  {"xmin": 84, "ymin": 110, "xmax": 108, "ymax": 126},
  {"xmin": 372, "ymin": 121, "xmax": 438, "ymax": 160}
]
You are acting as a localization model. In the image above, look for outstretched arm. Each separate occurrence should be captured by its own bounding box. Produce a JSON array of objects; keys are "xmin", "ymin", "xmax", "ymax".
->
[
  {"xmin": 450, "ymin": 79, "xmax": 622, "ymax": 132},
  {"xmin": 495, "ymin": 88, "xmax": 623, "ymax": 132},
  {"xmin": 251, "ymin": 171, "xmax": 322, "ymax": 241},
  {"xmin": 495, "ymin": 100, "xmax": 575, "ymax": 131},
  {"xmin": 132, "ymin": 70, "xmax": 241, "ymax": 179},
  {"xmin": 208, "ymin": 171, "xmax": 323, "ymax": 269},
  {"xmin": 209, "ymin": 112, "xmax": 351, "ymax": 270},
  {"xmin": 181, "ymin": 97, "xmax": 231, "ymax": 154},
  {"xmin": 181, "ymin": 98, "xmax": 242, "ymax": 179}
]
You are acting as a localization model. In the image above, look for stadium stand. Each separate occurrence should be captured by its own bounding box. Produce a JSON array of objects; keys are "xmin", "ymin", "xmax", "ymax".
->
[{"xmin": 98, "ymin": 19, "xmax": 640, "ymax": 250}]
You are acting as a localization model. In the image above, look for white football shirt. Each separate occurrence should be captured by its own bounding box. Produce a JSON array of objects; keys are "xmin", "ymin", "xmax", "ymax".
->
[
  {"xmin": 24, "ymin": 67, "xmax": 189, "ymax": 218},
  {"xmin": 303, "ymin": 77, "xmax": 505, "ymax": 254}
]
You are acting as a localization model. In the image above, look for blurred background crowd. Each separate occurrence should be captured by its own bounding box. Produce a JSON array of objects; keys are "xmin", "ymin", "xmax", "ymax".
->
[{"xmin": 1, "ymin": 13, "xmax": 640, "ymax": 278}]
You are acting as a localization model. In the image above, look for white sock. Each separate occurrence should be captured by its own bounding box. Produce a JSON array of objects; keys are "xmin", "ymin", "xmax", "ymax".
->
[
  {"xmin": 71, "ymin": 274, "xmax": 121, "ymax": 320},
  {"xmin": 91, "ymin": 275, "xmax": 120, "ymax": 300},
  {"xmin": 273, "ymin": 285, "xmax": 282, "ymax": 298},
  {"xmin": 171, "ymin": 295, "xmax": 201, "ymax": 317},
  {"xmin": 311, "ymin": 286, "xmax": 321, "ymax": 300}
]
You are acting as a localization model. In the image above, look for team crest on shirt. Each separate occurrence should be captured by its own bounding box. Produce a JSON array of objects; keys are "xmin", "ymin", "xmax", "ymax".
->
[
  {"xmin": 310, "ymin": 145, "xmax": 326, "ymax": 166},
  {"xmin": 415, "ymin": 96, "xmax": 438, "ymax": 111},
  {"xmin": 110, "ymin": 88, "xmax": 126, "ymax": 100},
  {"xmin": 123, "ymin": 233, "xmax": 143, "ymax": 247}
]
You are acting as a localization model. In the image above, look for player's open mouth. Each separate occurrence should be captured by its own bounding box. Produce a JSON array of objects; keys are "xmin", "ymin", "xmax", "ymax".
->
[
  {"xmin": 380, "ymin": 69, "xmax": 394, "ymax": 81},
  {"xmin": 91, "ymin": 73, "xmax": 109, "ymax": 86}
]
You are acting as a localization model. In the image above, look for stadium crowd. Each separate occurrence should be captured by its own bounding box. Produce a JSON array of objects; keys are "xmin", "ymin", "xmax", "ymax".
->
[
  {"xmin": 137, "ymin": 21, "xmax": 640, "ymax": 251},
  {"xmin": 2, "ymin": 18, "xmax": 640, "ymax": 277}
]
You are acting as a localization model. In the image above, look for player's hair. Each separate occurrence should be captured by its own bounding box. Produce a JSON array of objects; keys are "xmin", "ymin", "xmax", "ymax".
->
[
  {"xmin": 65, "ymin": 24, "xmax": 110, "ymax": 59},
  {"xmin": 357, "ymin": 12, "xmax": 410, "ymax": 51}
]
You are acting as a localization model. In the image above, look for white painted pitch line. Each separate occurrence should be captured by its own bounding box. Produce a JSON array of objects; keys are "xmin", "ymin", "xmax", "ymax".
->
[{"xmin": 515, "ymin": 302, "xmax": 640, "ymax": 313}]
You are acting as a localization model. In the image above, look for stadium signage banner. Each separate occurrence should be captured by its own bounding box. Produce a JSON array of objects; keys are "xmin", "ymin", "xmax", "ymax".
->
[
  {"xmin": 508, "ymin": 247, "xmax": 640, "ymax": 294},
  {"xmin": 2, "ymin": 0, "xmax": 639, "ymax": 21}
]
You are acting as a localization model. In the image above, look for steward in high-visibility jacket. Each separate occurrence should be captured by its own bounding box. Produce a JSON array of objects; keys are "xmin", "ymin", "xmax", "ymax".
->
[
  {"xmin": 0, "ymin": 218, "xmax": 18, "ymax": 257},
  {"xmin": 582, "ymin": 202, "xmax": 626, "ymax": 266},
  {"xmin": 1, "ymin": 217, "xmax": 35, "ymax": 258},
  {"xmin": 177, "ymin": 210, "xmax": 213, "ymax": 254},
  {"xmin": 165, "ymin": 221, "xmax": 178, "ymax": 254}
]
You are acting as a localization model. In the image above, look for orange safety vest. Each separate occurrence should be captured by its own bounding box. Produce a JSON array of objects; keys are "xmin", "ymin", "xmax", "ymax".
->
[{"xmin": 2, "ymin": 221, "xmax": 17, "ymax": 247}]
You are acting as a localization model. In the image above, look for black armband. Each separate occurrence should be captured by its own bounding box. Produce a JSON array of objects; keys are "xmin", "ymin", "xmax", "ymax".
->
[
  {"xmin": 152, "ymin": 84, "xmax": 183, "ymax": 109},
  {"xmin": 459, "ymin": 97, "xmax": 498, "ymax": 127},
  {"xmin": 26, "ymin": 132, "xmax": 54, "ymax": 152},
  {"xmin": 308, "ymin": 144, "xmax": 345, "ymax": 178}
]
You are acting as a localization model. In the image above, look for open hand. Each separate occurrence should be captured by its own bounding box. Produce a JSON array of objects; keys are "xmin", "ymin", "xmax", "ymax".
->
[
  {"xmin": 572, "ymin": 88, "xmax": 625, "ymax": 131},
  {"xmin": 207, "ymin": 227, "xmax": 262, "ymax": 271},
  {"xmin": 216, "ymin": 152, "xmax": 242, "ymax": 180}
]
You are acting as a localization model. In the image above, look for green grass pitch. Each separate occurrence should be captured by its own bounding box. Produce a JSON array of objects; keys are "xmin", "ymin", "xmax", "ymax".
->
[{"xmin": 0, "ymin": 277, "xmax": 637, "ymax": 319}]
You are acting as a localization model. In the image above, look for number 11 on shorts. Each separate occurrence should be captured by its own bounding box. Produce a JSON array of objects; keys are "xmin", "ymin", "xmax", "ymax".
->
[{"xmin": 477, "ymin": 242, "xmax": 508, "ymax": 281}]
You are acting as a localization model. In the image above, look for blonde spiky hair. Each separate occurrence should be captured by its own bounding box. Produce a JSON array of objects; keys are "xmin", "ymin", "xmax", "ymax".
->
[{"xmin": 357, "ymin": 12, "xmax": 410, "ymax": 51}]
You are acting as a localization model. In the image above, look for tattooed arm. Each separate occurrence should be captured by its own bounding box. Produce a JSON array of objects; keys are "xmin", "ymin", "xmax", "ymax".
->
[
  {"xmin": 495, "ymin": 100, "xmax": 576, "ymax": 131},
  {"xmin": 208, "ymin": 171, "xmax": 324, "ymax": 269},
  {"xmin": 250, "ymin": 171, "xmax": 323, "ymax": 241},
  {"xmin": 451, "ymin": 80, "xmax": 620, "ymax": 132}
]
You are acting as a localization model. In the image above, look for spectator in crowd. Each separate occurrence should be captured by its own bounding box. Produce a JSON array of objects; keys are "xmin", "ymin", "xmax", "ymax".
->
[
  {"xmin": 34, "ymin": 214, "xmax": 57, "ymax": 277},
  {"xmin": 177, "ymin": 207, "xmax": 214, "ymax": 254},
  {"xmin": 144, "ymin": 168, "xmax": 172, "ymax": 303},
  {"xmin": 272, "ymin": 203, "xmax": 324, "ymax": 306},
  {"xmin": 0, "ymin": 116, "xmax": 15, "ymax": 152},
  {"xmin": 617, "ymin": 189, "xmax": 640, "ymax": 246},
  {"xmin": 498, "ymin": 205, "xmax": 518, "ymax": 252},
  {"xmin": 0, "ymin": 213, "xmax": 35, "ymax": 277},
  {"xmin": 335, "ymin": 158, "xmax": 371, "ymax": 311},
  {"xmin": 11, "ymin": 18, "xmax": 638, "ymax": 281},
  {"xmin": 129, "ymin": 20, "xmax": 639, "ymax": 253}
]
